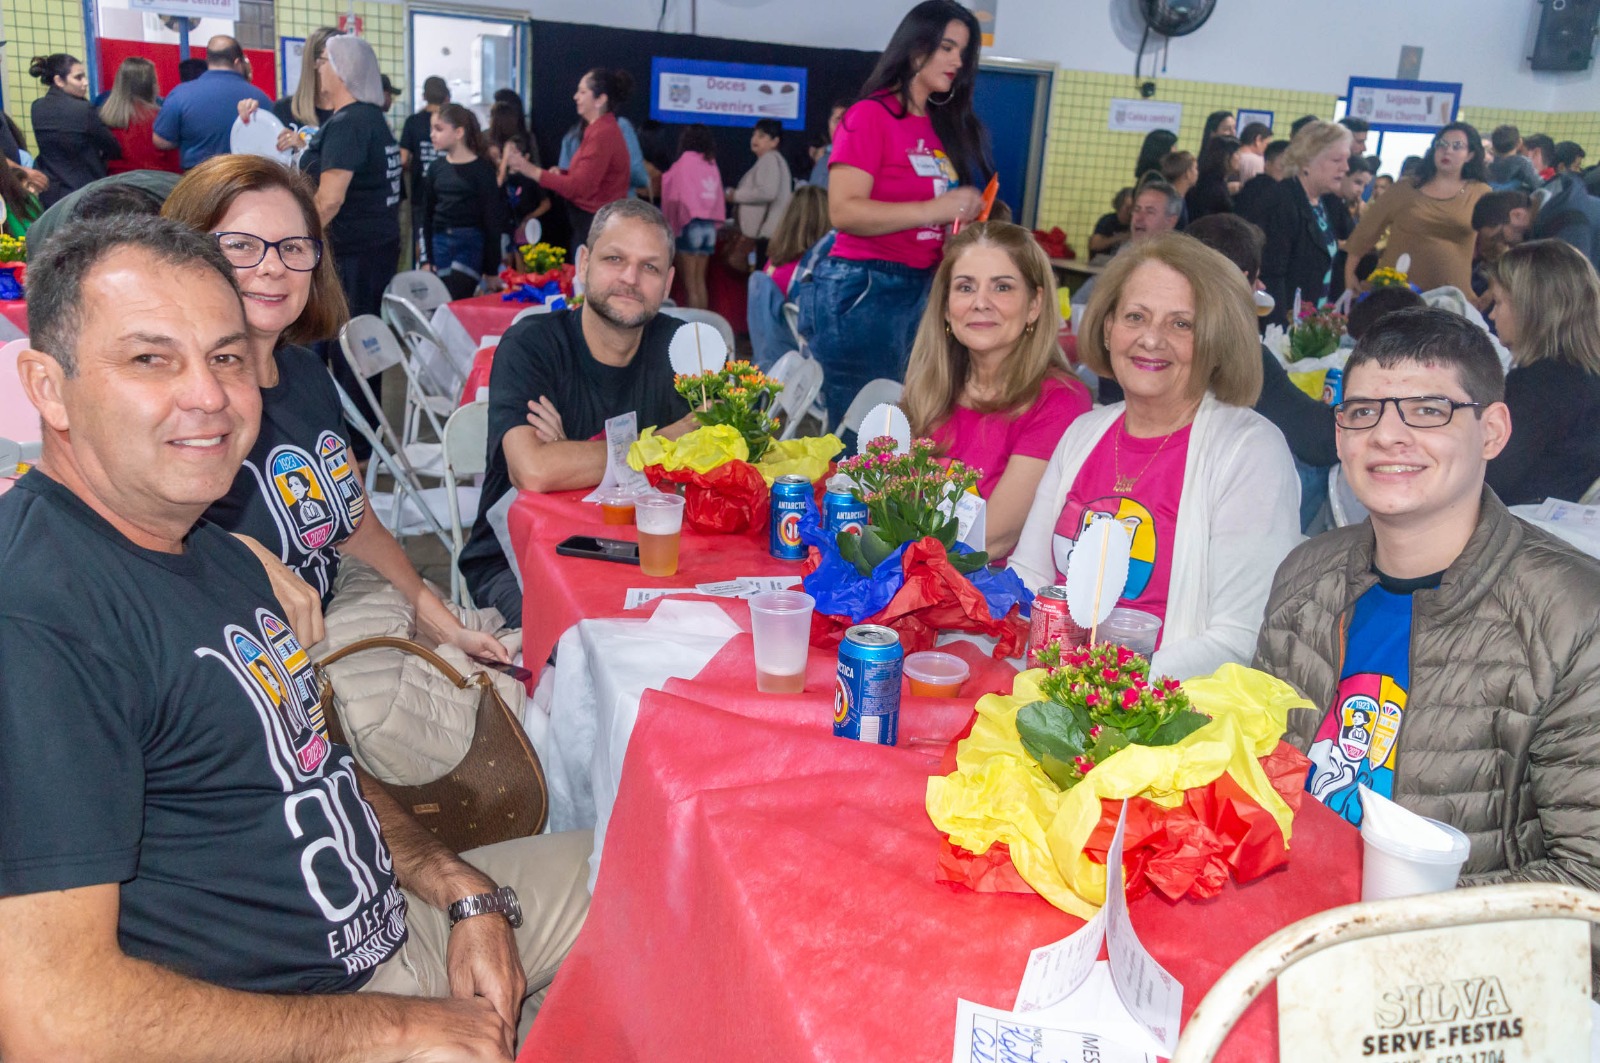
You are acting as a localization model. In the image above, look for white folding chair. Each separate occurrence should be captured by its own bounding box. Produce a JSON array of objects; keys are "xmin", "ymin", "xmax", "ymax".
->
[
  {"xmin": 767, "ymin": 350, "xmax": 825, "ymax": 441},
  {"xmin": 1170, "ymin": 883, "xmax": 1600, "ymax": 1062},
  {"xmin": 1581, "ymin": 476, "xmax": 1600, "ymax": 506},
  {"xmin": 512, "ymin": 304, "xmax": 554, "ymax": 325},
  {"xmin": 837, "ymin": 379, "xmax": 905, "ymax": 438},
  {"xmin": 660, "ymin": 306, "xmax": 737, "ymax": 353},
  {"xmin": 442, "ymin": 401, "xmax": 489, "ymax": 605},
  {"xmin": 1327, "ymin": 463, "xmax": 1369, "ymax": 528},
  {"xmin": 386, "ymin": 269, "xmax": 453, "ymax": 313},
  {"xmin": 338, "ymin": 315, "xmax": 445, "ymax": 491},
  {"xmin": 329, "ymin": 377, "xmax": 452, "ymax": 550},
  {"xmin": 382, "ymin": 292, "xmax": 468, "ymax": 399},
  {"xmin": 781, "ymin": 301, "xmax": 805, "ymax": 352}
]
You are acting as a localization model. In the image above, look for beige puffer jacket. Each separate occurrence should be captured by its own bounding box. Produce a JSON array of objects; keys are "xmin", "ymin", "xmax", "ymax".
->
[
  {"xmin": 1254, "ymin": 489, "xmax": 1600, "ymax": 888},
  {"xmin": 310, "ymin": 559, "xmax": 525, "ymax": 787}
]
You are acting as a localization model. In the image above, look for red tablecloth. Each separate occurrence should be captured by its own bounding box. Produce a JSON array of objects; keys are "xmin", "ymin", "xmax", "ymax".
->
[
  {"xmin": 443, "ymin": 293, "xmax": 525, "ymax": 348},
  {"xmin": 520, "ymin": 683, "xmax": 1362, "ymax": 1062},
  {"xmin": 508, "ymin": 489, "xmax": 802, "ymax": 670},
  {"xmin": 459, "ymin": 344, "xmax": 496, "ymax": 407},
  {"xmin": 0, "ymin": 298, "xmax": 25, "ymax": 336}
]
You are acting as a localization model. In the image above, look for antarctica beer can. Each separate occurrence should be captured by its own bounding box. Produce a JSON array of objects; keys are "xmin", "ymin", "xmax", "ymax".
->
[
  {"xmin": 823, "ymin": 477, "xmax": 868, "ymax": 539},
  {"xmin": 770, "ymin": 474, "xmax": 811, "ymax": 560},
  {"xmin": 834, "ymin": 624, "xmax": 904, "ymax": 745}
]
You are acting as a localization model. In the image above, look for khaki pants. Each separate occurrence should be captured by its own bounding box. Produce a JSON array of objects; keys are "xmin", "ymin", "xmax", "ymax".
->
[{"xmin": 359, "ymin": 830, "xmax": 593, "ymax": 1043}]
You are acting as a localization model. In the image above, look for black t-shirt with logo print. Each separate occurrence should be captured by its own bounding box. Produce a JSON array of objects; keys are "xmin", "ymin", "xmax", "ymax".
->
[
  {"xmin": 0, "ymin": 472, "xmax": 405, "ymax": 993},
  {"xmin": 205, "ymin": 344, "xmax": 367, "ymax": 606},
  {"xmin": 299, "ymin": 100, "xmax": 401, "ymax": 254}
]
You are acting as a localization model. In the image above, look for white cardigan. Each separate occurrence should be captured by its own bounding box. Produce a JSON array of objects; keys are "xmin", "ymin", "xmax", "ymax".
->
[{"xmin": 1008, "ymin": 393, "xmax": 1302, "ymax": 679}]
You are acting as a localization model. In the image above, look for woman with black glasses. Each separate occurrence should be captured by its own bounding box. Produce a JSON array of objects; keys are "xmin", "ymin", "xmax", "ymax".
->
[{"xmin": 161, "ymin": 154, "xmax": 508, "ymax": 661}]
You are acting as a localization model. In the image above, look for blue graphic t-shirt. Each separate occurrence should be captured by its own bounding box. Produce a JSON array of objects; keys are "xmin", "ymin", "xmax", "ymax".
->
[{"xmin": 1304, "ymin": 569, "xmax": 1440, "ymax": 827}]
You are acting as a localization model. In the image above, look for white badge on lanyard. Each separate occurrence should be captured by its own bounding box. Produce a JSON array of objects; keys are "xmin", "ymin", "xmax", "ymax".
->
[{"xmin": 908, "ymin": 151, "xmax": 943, "ymax": 178}]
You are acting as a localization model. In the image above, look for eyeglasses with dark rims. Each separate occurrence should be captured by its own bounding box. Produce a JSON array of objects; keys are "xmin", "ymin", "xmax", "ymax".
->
[
  {"xmin": 213, "ymin": 232, "xmax": 323, "ymax": 272},
  {"xmin": 1332, "ymin": 395, "xmax": 1486, "ymax": 430}
]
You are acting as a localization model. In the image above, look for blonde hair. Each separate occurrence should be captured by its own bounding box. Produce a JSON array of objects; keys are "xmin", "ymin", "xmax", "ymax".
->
[
  {"xmin": 292, "ymin": 27, "xmax": 339, "ymax": 126},
  {"xmin": 1077, "ymin": 232, "xmax": 1262, "ymax": 407},
  {"xmin": 902, "ymin": 221, "xmax": 1073, "ymax": 436},
  {"xmin": 1485, "ymin": 238, "xmax": 1600, "ymax": 375},
  {"xmin": 99, "ymin": 56, "xmax": 159, "ymax": 130},
  {"xmin": 1283, "ymin": 120, "xmax": 1351, "ymax": 177},
  {"xmin": 766, "ymin": 185, "xmax": 830, "ymax": 267}
]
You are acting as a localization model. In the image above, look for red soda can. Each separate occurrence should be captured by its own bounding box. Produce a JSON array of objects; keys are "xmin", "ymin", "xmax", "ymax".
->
[{"xmin": 1028, "ymin": 585, "xmax": 1089, "ymax": 667}]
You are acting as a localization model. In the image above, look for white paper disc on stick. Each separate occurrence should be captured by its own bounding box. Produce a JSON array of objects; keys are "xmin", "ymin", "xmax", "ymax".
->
[
  {"xmin": 1394, "ymin": 252, "xmax": 1412, "ymax": 275},
  {"xmin": 667, "ymin": 322, "xmax": 729, "ymax": 378},
  {"xmin": 229, "ymin": 112, "xmax": 294, "ymax": 165},
  {"xmin": 1064, "ymin": 517, "xmax": 1132, "ymax": 629},
  {"xmin": 863, "ymin": 403, "xmax": 912, "ymax": 454}
]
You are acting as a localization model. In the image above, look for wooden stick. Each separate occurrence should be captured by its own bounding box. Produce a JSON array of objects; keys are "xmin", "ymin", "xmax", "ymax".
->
[
  {"xmin": 1088, "ymin": 530, "xmax": 1111, "ymax": 647},
  {"xmin": 695, "ymin": 325, "xmax": 707, "ymax": 408}
]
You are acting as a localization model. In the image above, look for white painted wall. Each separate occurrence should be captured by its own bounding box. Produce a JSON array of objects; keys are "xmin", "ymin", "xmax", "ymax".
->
[{"xmin": 448, "ymin": 0, "xmax": 1596, "ymax": 112}]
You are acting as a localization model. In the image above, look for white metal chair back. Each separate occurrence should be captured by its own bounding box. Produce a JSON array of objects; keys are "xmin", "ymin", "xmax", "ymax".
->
[
  {"xmin": 329, "ymin": 375, "xmax": 450, "ymax": 551},
  {"xmin": 1581, "ymin": 476, "xmax": 1600, "ymax": 506},
  {"xmin": 660, "ymin": 306, "xmax": 736, "ymax": 353},
  {"xmin": 838, "ymin": 379, "xmax": 905, "ymax": 438},
  {"xmin": 386, "ymin": 269, "xmax": 453, "ymax": 313},
  {"xmin": 769, "ymin": 352, "xmax": 824, "ymax": 441},
  {"xmin": 382, "ymin": 292, "xmax": 466, "ymax": 396},
  {"xmin": 781, "ymin": 301, "xmax": 804, "ymax": 352},
  {"xmin": 512, "ymin": 304, "xmax": 554, "ymax": 325},
  {"xmin": 1170, "ymin": 883, "xmax": 1600, "ymax": 1062},
  {"xmin": 441, "ymin": 401, "xmax": 489, "ymax": 604},
  {"xmin": 338, "ymin": 317, "xmax": 444, "ymax": 487},
  {"xmin": 1327, "ymin": 463, "xmax": 1370, "ymax": 528}
]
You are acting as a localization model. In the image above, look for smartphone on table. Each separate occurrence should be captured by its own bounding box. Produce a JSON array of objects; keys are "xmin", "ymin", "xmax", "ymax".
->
[{"xmin": 555, "ymin": 534, "xmax": 640, "ymax": 565}]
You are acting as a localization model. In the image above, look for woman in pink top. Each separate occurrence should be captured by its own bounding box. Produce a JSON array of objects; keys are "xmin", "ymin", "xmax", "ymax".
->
[
  {"xmin": 797, "ymin": 0, "xmax": 993, "ymax": 430},
  {"xmin": 660, "ymin": 124, "xmax": 725, "ymax": 309},
  {"xmin": 903, "ymin": 222, "xmax": 1090, "ymax": 557},
  {"xmin": 505, "ymin": 67, "xmax": 632, "ymax": 246}
]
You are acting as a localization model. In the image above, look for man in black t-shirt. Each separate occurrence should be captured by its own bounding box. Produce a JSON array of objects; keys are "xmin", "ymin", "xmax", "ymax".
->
[
  {"xmin": 458, "ymin": 199, "xmax": 698, "ymax": 625},
  {"xmin": 400, "ymin": 76, "xmax": 448, "ymax": 263},
  {"xmin": 0, "ymin": 216, "xmax": 589, "ymax": 1061}
]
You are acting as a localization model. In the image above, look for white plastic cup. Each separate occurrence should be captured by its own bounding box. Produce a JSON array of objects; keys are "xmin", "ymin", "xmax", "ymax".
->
[
  {"xmin": 634, "ymin": 494, "xmax": 685, "ymax": 577},
  {"xmin": 1098, "ymin": 607, "xmax": 1162, "ymax": 657},
  {"xmin": 1361, "ymin": 815, "xmax": 1471, "ymax": 900},
  {"xmin": 748, "ymin": 590, "xmax": 815, "ymax": 693}
]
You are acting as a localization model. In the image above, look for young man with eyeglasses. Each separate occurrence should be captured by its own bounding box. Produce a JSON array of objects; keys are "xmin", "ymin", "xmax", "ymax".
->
[{"xmin": 1255, "ymin": 309, "xmax": 1600, "ymax": 897}]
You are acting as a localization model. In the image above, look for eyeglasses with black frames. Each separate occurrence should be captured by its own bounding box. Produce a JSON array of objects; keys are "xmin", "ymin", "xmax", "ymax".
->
[
  {"xmin": 213, "ymin": 232, "xmax": 323, "ymax": 272},
  {"xmin": 1333, "ymin": 395, "xmax": 1485, "ymax": 430}
]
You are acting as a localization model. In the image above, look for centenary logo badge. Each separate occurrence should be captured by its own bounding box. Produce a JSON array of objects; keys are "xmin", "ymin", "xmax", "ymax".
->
[{"xmin": 269, "ymin": 449, "xmax": 336, "ymax": 551}]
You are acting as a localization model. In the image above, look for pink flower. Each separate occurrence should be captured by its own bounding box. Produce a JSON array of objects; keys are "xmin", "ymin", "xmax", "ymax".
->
[
  {"xmin": 1101, "ymin": 667, "xmax": 1119, "ymax": 682},
  {"xmin": 1152, "ymin": 687, "xmax": 1166, "ymax": 700},
  {"xmin": 1089, "ymin": 725, "xmax": 1102, "ymax": 738},
  {"xmin": 1085, "ymin": 692, "xmax": 1101, "ymax": 707},
  {"xmin": 1116, "ymin": 645, "xmax": 1134, "ymax": 665},
  {"xmin": 1121, "ymin": 688, "xmax": 1141, "ymax": 710},
  {"xmin": 1073, "ymin": 755, "xmax": 1096, "ymax": 774}
]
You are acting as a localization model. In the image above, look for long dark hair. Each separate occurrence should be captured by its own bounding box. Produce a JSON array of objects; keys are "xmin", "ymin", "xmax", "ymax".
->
[
  {"xmin": 1134, "ymin": 129, "xmax": 1178, "ymax": 183},
  {"xmin": 1196, "ymin": 134, "xmax": 1240, "ymax": 184},
  {"xmin": 29, "ymin": 53, "xmax": 79, "ymax": 88},
  {"xmin": 677, "ymin": 123, "xmax": 716, "ymax": 163},
  {"xmin": 436, "ymin": 103, "xmax": 488, "ymax": 158},
  {"xmin": 584, "ymin": 68, "xmax": 633, "ymax": 113},
  {"xmin": 1201, "ymin": 110, "xmax": 1233, "ymax": 145},
  {"xmin": 1412, "ymin": 121, "xmax": 1487, "ymax": 186},
  {"xmin": 487, "ymin": 101, "xmax": 534, "ymax": 163},
  {"xmin": 0, "ymin": 156, "xmax": 35, "ymax": 225},
  {"xmin": 851, "ymin": 0, "xmax": 991, "ymax": 185}
]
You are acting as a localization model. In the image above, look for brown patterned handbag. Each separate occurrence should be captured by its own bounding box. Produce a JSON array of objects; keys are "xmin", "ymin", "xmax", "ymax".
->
[{"xmin": 316, "ymin": 636, "xmax": 548, "ymax": 853}]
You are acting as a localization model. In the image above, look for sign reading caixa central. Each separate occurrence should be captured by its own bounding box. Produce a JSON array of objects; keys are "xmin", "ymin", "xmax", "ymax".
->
[{"xmin": 1277, "ymin": 919, "xmax": 1591, "ymax": 1061}]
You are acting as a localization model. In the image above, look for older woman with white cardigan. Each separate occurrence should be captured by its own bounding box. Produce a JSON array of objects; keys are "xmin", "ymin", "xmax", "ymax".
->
[{"xmin": 1009, "ymin": 233, "xmax": 1301, "ymax": 679}]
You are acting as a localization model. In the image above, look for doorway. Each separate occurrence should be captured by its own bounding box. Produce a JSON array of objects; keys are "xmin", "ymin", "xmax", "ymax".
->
[
  {"xmin": 407, "ymin": 10, "xmax": 527, "ymax": 119},
  {"xmin": 974, "ymin": 59, "xmax": 1053, "ymax": 229}
]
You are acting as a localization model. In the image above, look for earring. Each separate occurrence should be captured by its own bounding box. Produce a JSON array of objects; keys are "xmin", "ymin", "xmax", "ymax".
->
[
  {"xmin": 1025, "ymin": 322, "xmax": 1036, "ymax": 335},
  {"xmin": 928, "ymin": 90, "xmax": 954, "ymax": 106},
  {"xmin": 944, "ymin": 321, "xmax": 953, "ymax": 335}
]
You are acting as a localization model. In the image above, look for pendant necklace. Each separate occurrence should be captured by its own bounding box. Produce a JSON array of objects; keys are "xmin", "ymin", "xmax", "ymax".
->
[{"xmin": 1113, "ymin": 422, "xmax": 1177, "ymax": 494}]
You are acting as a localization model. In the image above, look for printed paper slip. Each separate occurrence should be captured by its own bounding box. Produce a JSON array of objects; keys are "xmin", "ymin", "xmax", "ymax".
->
[
  {"xmin": 624, "ymin": 587, "xmax": 695, "ymax": 609},
  {"xmin": 583, "ymin": 412, "xmax": 652, "ymax": 502},
  {"xmin": 952, "ymin": 998, "xmax": 1154, "ymax": 1063},
  {"xmin": 1001, "ymin": 802, "xmax": 1182, "ymax": 1058}
]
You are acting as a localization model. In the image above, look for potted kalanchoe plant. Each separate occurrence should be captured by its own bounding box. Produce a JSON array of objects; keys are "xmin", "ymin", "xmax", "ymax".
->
[
  {"xmin": 674, "ymin": 361, "xmax": 784, "ymax": 462},
  {"xmin": 1285, "ymin": 305, "xmax": 1347, "ymax": 362},
  {"xmin": 1015, "ymin": 641, "xmax": 1211, "ymax": 790},
  {"xmin": 833, "ymin": 435, "xmax": 984, "ymax": 575}
]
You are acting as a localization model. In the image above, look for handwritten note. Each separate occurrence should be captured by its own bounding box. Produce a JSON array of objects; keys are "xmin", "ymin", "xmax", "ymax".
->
[
  {"xmin": 1103, "ymin": 806, "xmax": 1183, "ymax": 1056},
  {"xmin": 952, "ymin": 999, "xmax": 1154, "ymax": 1063}
]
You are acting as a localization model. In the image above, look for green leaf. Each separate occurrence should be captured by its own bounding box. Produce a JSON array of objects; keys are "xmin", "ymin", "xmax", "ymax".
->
[
  {"xmin": 1140, "ymin": 709, "xmax": 1213, "ymax": 747},
  {"xmin": 857, "ymin": 527, "xmax": 899, "ymax": 572},
  {"xmin": 949, "ymin": 549, "xmax": 989, "ymax": 574},
  {"xmin": 837, "ymin": 531, "xmax": 872, "ymax": 577},
  {"xmin": 1016, "ymin": 700, "xmax": 1093, "ymax": 790},
  {"xmin": 1085, "ymin": 729, "xmax": 1130, "ymax": 765}
]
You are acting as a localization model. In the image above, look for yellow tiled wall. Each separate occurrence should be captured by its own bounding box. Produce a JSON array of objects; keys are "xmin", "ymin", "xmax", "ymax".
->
[
  {"xmin": 4, "ymin": 0, "xmax": 88, "ymax": 148},
  {"xmin": 1036, "ymin": 69, "xmax": 1600, "ymax": 251},
  {"xmin": 271, "ymin": 0, "xmax": 405, "ymax": 135}
]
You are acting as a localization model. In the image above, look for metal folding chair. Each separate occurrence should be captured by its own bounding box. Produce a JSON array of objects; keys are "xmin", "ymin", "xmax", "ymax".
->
[
  {"xmin": 837, "ymin": 379, "xmax": 905, "ymax": 439},
  {"xmin": 441, "ymin": 401, "xmax": 489, "ymax": 605},
  {"xmin": 660, "ymin": 306, "xmax": 737, "ymax": 353},
  {"xmin": 328, "ymin": 376, "xmax": 452, "ymax": 551},
  {"xmin": 386, "ymin": 269, "xmax": 453, "ymax": 313},
  {"xmin": 766, "ymin": 350, "xmax": 826, "ymax": 441}
]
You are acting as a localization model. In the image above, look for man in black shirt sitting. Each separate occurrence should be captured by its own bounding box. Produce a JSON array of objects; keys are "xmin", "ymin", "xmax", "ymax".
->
[
  {"xmin": 0, "ymin": 217, "xmax": 590, "ymax": 1062},
  {"xmin": 458, "ymin": 199, "xmax": 697, "ymax": 625}
]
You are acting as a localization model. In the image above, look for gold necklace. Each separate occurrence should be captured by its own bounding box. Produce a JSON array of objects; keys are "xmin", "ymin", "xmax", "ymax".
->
[{"xmin": 1113, "ymin": 423, "xmax": 1178, "ymax": 493}]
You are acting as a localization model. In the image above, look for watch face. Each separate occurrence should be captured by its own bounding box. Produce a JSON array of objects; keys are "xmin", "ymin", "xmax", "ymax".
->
[{"xmin": 498, "ymin": 886, "xmax": 524, "ymax": 929}]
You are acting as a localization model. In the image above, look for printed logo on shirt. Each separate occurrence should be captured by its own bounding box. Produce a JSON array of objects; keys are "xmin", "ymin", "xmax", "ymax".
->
[
  {"xmin": 317, "ymin": 431, "xmax": 366, "ymax": 528},
  {"xmin": 1306, "ymin": 671, "xmax": 1408, "ymax": 827},
  {"xmin": 269, "ymin": 448, "xmax": 338, "ymax": 551},
  {"xmin": 224, "ymin": 617, "xmax": 329, "ymax": 775},
  {"xmin": 1051, "ymin": 495, "xmax": 1158, "ymax": 599}
]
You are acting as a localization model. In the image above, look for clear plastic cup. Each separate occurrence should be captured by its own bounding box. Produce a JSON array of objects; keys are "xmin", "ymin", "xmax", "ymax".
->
[
  {"xmin": 903, "ymin": 651, "xmax": 970, "ymax": 697},
  {"xmin": 595, "ymin": 488, "xmax": 637, "ymax": 526},
  {"xmin": 634, "ymin": 494, "xmax": 685, "ymax": 577},
  {"xmin": 1361, "ymin": 815, "xmax": 1470, "ymax": 900},
  {"xmin": 1099, "ymin": 607, "xmax": 1162, "ymax": 657},
  {"xmin": 748, "ymin": 590, "xmax": 815, "ymax": 693}
]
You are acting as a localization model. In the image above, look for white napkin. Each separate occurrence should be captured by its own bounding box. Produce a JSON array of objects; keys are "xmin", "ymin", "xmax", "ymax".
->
[{"xmin": 1359, "ymin": 785, "xmax": 1458, "ymax": 851}]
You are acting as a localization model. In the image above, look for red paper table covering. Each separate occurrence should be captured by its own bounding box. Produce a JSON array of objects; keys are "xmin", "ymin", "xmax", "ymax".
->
[
  {"xmin": 507, "ymin": 489, "xmax": 803, "ymax": 668},
  {"xmin": 0, "ymin": 298, "xmax": 26, "ymax": 336},
  {"xmin": 441, "ymin": 293, "xmax": 523, "ymax": 348},
  {"xmin": 458, "ymin": 343, "xmax": 496, "ymax": 407},
  {"xmin": 519, "ymin": 684, "xmax": 1362, "ymax": 1062}
]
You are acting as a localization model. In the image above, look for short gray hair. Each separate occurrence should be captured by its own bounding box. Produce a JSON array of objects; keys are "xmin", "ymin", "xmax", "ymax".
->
[
  {"xmin": 28, "ymin": 215, "xmax": 239, "ymax": 376},
  {"xmin": 588, "ymin": 198, "xmax": 675, "ymax": 259},
  {"xmin": 1136, "ymin": 179, "xmax": 1183, "ymax": 218}
]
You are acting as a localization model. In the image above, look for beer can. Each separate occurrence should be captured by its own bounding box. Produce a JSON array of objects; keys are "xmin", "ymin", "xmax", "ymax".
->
[
  {"xmin": 770, "ymin": 474, "xmax": 811, "ymax": 560},
  {"xmin": 834, "ymin": 624, "xmax": 904, "ymax": 745},
  {"xmin": 1322, "ymin": 366, "xmax": 1344, "ymax": 407},
  {"xmin": 1028, "ymin": 585, "xmax": 1089, "ymax": 668},
  {"xmin": 823, "ymin": 478, "xmax": 868, "ymax": 539}
]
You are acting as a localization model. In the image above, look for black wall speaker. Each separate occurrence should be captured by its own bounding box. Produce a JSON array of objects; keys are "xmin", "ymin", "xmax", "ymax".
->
[{"xmin": 1530, "ymin": 0, "xmax": 1600, "ymax": 71}]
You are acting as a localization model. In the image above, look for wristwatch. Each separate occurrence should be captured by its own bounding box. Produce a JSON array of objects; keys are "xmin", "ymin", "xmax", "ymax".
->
[{"xmin": 447, "ymin": 885, "xmax": 523, "ymax": 929}]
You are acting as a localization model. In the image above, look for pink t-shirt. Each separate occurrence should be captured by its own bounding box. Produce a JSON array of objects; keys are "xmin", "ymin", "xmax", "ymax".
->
[
  {"xmin": 1049, "ymin": 418, "xmax": 1191, "ymax": 640},
  {"xmin": 932, "ymin": 374, "xmax": 1092, "ymax": 497},
  {"xmin": 767, "ymin": 259, "xmax": 799, "ymax": 295},
  {"xmin": 828, "ymin": 96, "xmax": 958, "ymax": 270},
  {"xmin": 660, "ymin": 152, "xmax": 726, "ymax": 235}
]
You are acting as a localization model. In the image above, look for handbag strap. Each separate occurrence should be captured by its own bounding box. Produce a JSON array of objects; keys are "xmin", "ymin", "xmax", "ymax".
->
[{"xmin": 317, "ymin": 635, "xmax": 475, "ymax": 691}]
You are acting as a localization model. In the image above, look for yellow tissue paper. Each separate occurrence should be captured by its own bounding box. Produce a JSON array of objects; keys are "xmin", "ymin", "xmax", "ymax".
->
[
  {"xmin": 925, "ymin": 663, "xmax": 1311, "ymax": 918},
  {"xmin": 627, "ymin": 425, "xmax": 748, "ymax": 474},
  {"xmin": 1287, "ymin": 369, "xmax": 1328, "ymax": 402},
  {"xmin": 754, "ymin": 435, "xmax": 845, "ymax": 485}
]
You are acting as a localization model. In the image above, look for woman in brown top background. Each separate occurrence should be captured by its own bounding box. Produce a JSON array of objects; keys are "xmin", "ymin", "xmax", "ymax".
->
[{"xmin": 1344, "ymin": 121, "xmax": 1490, "ymax": 301}]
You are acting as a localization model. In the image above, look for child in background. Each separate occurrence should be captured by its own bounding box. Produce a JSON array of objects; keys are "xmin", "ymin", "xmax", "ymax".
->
[
  {"xmin": 660, "ymin": 124, "xmax": 724, "ymax": 309},
  {"xmin": 421, "ymin": 103, "xmax": 508, "ymax": 299}
]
